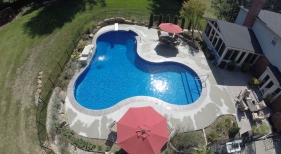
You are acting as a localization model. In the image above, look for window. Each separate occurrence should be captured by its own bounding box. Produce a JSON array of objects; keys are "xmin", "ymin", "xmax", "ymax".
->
[{"xmin": 271, "ymin": 36, "xmax": 278, "ymax": 46}]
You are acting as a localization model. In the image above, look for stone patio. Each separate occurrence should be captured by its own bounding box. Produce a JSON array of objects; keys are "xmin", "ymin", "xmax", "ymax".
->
[{"xmin": 64, "ymin": 24, "xmax": 277, "ymax": 153}]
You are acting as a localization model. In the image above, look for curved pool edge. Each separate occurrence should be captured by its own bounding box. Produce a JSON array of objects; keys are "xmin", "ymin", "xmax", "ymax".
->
[{"xmin": 66, "ymin": 24, "xmax": 208, "ymax": 116}]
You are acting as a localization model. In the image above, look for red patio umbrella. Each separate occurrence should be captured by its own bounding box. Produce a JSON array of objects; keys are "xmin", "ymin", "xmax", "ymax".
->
[
  {"xmin": 159, "ymin": 23, "xmax": 182, "ymax": 33},
  {"xmin": 117, "ymin": 106, "xmax": 169, "ymax": 154}
]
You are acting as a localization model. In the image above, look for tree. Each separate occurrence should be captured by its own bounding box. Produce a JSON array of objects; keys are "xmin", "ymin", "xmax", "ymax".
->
[
  {"xmin": 212, "ymin": 0, "xmax": 281, "ymax": 23},
  {"xmin": 179, "ymin": 0, "xmax": 206, "ymax": 38},
  {"xmin": 149, "ymin": 13, "xmax": 154, "ymax": 27},
  {"xmin": 173, "ymin": 15, "xmax": 178, "ymax": 25},
  {"xmin": 263, "ymin": 0, "xmax": 281, "ymax": 13},
  {"xmin": 157, "ymin": 14, "xmax": 163, "ymax": 26},
  {"xmin": 181, "ymin": 17, "xmax": 185, "ymax": 29},
  {"xmin": 165, "ymin": 14, "xmax": 170, "ymax": 23},
  {"xmin": 211, "ymin": 0, "xmax": 242, "ymax": 22}
]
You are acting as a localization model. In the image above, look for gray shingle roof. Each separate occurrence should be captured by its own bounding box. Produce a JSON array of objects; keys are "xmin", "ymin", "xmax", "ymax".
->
[
  {"xmin": 216, "ymin": 19, "xmax": 263, "ymax": 54},
  {"xmin": 257, "ymin": 10, "xmax": 281, "ymax": 37}
]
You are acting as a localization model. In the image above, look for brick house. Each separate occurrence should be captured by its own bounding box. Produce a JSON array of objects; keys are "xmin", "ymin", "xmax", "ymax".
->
[{"xmin": 202, "ymin": 0, "xmax": 281, "ymax": 112}]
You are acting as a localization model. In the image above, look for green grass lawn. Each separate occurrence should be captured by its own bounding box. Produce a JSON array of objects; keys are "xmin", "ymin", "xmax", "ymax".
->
[{"xmin": 0, "ymin": 0, "xmax": 215, "ymax": 153}]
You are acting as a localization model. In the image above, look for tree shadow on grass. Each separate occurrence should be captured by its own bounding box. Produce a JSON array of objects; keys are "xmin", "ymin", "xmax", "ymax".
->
[
  {"xmin": 147, "ymin": 0, "xmax": 182, "ymax": 15},
  {"xmin": 22, "ymin": 0, "xmax": 104, "ymax": 38}
]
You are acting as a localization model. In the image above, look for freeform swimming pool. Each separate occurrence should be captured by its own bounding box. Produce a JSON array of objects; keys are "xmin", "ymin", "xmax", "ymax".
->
[{"xmin": 74, "ymin": 30, "xmax": 202, "ymax": 110}]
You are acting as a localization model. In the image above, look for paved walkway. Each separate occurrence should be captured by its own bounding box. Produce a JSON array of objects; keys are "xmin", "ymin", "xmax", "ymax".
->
[{"xmin": 65, "ymin": 24, "xmax": 239, "ymax": 139}]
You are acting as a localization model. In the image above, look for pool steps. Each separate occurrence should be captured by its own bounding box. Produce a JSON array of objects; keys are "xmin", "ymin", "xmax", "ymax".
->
[{"xmin": 181, "ymin": 72, "xmax": 203, "ymax": 104}]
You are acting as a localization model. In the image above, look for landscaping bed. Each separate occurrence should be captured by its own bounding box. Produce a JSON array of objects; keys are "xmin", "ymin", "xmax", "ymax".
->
[{"xmin": 205, "ymin": 115, "xmax": 240, "ymax": 145}]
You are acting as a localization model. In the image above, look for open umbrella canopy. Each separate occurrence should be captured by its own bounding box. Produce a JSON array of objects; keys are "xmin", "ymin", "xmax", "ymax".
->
[
  {"xmin": 159, "ymin": 23, "xmax": 182, "ymax": 33},
  {"xmin": 117, "ymin": 106, "xmax": 169, "ymax": 154}
]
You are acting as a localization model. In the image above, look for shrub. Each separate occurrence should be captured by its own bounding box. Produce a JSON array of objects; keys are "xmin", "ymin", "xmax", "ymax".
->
[
  {"xmin": 105, "ymin": 146, "xmax": 111, "ymax": 152},
  {"xmin": 228, "ymin": 127, "xmax": 240, "ymax": 136},
  {"xmin": 173, "ymin": 15, "xmax": 178, "ymax": 25},
  {"xmin": 165, "ymin": 14, "xmax": 170, "ymax": 23},
  {"xmin": 170, "ymin": 128, "xmax": 202, "ymax": 153},
  {"xmin": 216, "ymin": 122, "xmax": 225, "ymax": 132},
  {"xmin": 264, "ymin": 94, "xmax": 274, "ymax": 104},
  {"xmin": 149, "ymin": 13, "xmax": 154, "ymax": 27},
  {"xmin": 248, "ymin": 77, "xmax": 260, "ymax": 87},
  {"xmin": 198, "ymin": 40, "xmax": 207, "ymax": 50},
  {"xmin": 207, "ymin": 131, "xmax": 219, "ymax": 143},
  {"xmin": 158, "ymin": 14, "xmax": 163, "ymax": 26},
  {"xmin": 252, "ymin": 123, "xmax": 270, "ymax": 136},
  {"xmin": 181, "ymin": 18, "xmax": 185, "ymax": 29},
  {"xmin": 131, "ymin": 16, "xmax": 136, "ymax": 22},
  {"xmin": 77, "ymin": 41, "xmax": 87, "ymax": 51},
  {"xmin": 195, "ymin": 37, "xmax": 202, "ymax": 42},
  {"xmin": 224, "ymin": 118, "xmax": 232, "ymax": 128},
  {"xmin": 241, "ymin": 62, "xmax": 250, "ymax": 72},
  {"xmin": 227, "ymin": 61, "xmax": 237, "ymax": 71},
  {"xmin": 98, "ymin": 145, "xmax": 103, "ymax": 151},
  {"xmin": 60, "ymin": 146, "xmax": 71, "ymax": 154}
]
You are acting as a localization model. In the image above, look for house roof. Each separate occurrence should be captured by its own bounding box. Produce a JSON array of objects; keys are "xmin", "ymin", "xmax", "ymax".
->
[
  {"xmin": 257, "ymin": 10, "xmax": 281, "ymax": 37},
  {"xmin": 268, "ymin": 64, "xmax": 281, "ymax": 86},
  {"xmin": 240, "ymin": 7, "xmax": 281, "ymax": 37},
  {"xmin": 216, "ymin": 19, "xmax": 263, "ymax": 54}
]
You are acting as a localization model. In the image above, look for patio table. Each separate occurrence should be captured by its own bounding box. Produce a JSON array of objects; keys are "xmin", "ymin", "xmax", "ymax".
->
[
  {"xmin": 160, "ymin": 35, "xmax": 176, "ymax": 43},
  {"xmin": 245, "ymin": 99, "xmax": 259, "ymax": 112}
]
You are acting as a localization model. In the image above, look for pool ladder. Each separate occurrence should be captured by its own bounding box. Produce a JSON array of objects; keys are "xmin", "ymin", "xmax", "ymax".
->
[
  {"xmin": 135, "ymin": 36, "xmax": 141, "ymax": 43},
  {"xmin": 195, "ymin": 74, "xmax": 209, "ymax": 88}
]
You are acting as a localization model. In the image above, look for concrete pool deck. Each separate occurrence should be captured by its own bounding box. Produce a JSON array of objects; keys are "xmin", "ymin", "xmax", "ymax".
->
[{"xmin": 65, "ymin": 24, "xmax": 237, "ymax": 139}]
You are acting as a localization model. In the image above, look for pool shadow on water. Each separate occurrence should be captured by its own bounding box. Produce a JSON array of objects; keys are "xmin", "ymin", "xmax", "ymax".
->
[{"xmin": 154, "ymin": 44, "xmax": 179, "ymax": 58}]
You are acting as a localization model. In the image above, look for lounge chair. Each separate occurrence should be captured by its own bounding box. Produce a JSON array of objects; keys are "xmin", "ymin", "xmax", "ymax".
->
[{"xmin": 108, "ymin": 121, "xmax": 117, "ymax": 133}]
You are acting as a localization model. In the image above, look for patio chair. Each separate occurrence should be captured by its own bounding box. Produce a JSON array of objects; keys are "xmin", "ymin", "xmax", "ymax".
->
[
  {"xmin": 157, "ymin": 30, "xmax": 161, "ymax": 38},
  {"xmin": 252, "ymin": 113, "xmax": 263, "ymax": 122},
  {"xmin": 167, "ymin": 123, "xmax": 175, "ymax": 138},
  {"xmin": 258, "ymin": 100, "xmax": 267, "ymax": 110},
  {"xmin": 263, "ymin": 113, "xmax": 270, "ymax": 119},
  {"xmin": 173, "ymin": 41, "xmax": 181, "ymax": 48},
  {"xmin": 243, "ymin": 89, "xmax": 251, "ymax": 98},
  {"xmin": 238, "ymin": 100, "xmax": 249, "ymax": 111}
]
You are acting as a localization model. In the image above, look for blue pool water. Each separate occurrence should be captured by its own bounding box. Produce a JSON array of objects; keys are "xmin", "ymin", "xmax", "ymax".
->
[{"xmin": 74, "ymin": 30, "xmax": 202, "ymax": 110}]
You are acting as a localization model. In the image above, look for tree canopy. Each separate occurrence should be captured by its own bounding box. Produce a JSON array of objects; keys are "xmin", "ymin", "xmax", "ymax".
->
[
  {"xmin": 211, "ymin": 0, "xmax": 241, "ymax": 22},
  {"xmin": 212, "ymin": 0, "xmax": 281, "ymax": 23},
  {"xmin": 179, "ymin": 0, "xmax": 206, "ymax": 35}
]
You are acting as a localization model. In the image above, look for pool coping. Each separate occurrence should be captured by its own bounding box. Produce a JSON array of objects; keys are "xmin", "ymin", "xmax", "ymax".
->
[{"xmin": 66, "ymin": 25, "xmax": 207, "ymax": 116}]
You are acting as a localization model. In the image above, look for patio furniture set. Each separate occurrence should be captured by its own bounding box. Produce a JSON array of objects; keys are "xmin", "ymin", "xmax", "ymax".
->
[
  {"xmin": 157, "ymin": 23, "xmax": 182, "ymax": 48},
  {"xmin": 158, "ymin": 30, "xmax": 181, "ymax": 48},
  {"xmin": 236, "ymin": 89, "xmax": 270, "ymax": 123}
]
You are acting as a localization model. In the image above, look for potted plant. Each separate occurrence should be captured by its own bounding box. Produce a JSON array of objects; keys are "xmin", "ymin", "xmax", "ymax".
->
[
  {"xmin": 241, "ymin": 62, "xmax": 250, "ymax": 72},
  {"xmin": 227, "ymin": 61, "xmax": 237, "ymax": 71},
  {"xmin": 264, "ymin": 94, "xmax": 274, "ymax": 106},
  {"xmin": 248, "ymin": 77, "xmax": 260, "ymax": 87}
]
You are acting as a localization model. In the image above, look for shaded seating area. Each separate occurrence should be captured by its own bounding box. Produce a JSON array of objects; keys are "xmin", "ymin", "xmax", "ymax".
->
[{"xmin": 157, "ymin": 30, "xmax": 181, "ymax": 48}]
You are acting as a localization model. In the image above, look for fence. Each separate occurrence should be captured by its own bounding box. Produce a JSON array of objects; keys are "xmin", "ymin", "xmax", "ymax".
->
[
  {"xmin": 36, "ymin": 26, "xmax": 84, "ymax": 154},
  {"xmin": 35, "ymin": 10, "xmax": 199, "ymax": 154}
]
